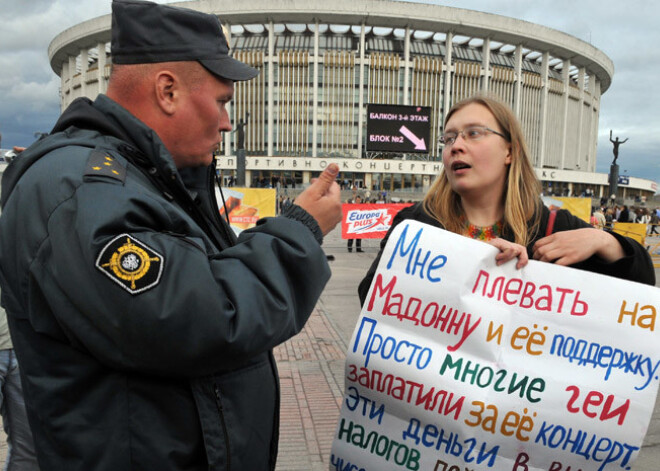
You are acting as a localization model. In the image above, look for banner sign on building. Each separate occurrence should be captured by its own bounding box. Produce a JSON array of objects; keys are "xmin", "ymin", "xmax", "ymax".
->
[
  {"xmin": 331, "ymin": 220, "xmax": 660, "ymax": 470},
  {"xmin": 342, "ymin": 203, "xmax": 413, "ymax": 239},
  {"xmin": 366, "ymin": 104, "xmax": 432, "ymax": 154},
  {"xmin": 216, "ymin": 187, "xmax": 276, "ymax": 235}
]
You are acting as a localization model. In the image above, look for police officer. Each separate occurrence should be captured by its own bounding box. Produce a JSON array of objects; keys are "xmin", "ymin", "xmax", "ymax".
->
[{"xmin": 0, "ymin": 1, "xmax": 341, "ymax": 470}]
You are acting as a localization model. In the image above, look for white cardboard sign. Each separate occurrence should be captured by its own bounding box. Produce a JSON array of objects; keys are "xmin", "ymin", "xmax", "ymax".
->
[{"xmin": 331, "ymin": 220, "xmax": 660, "ymax": 471}]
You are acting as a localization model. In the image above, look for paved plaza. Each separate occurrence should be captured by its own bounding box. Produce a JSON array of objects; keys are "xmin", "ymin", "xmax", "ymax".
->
[{"xmin": 1, "ymin": 228, "xmax": 659, "ymax": 469}]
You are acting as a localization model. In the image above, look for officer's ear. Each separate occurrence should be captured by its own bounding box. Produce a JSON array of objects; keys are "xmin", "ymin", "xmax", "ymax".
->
[{"xmin": 154, "ymin": 70, "xmax": 180, "ymax": 115}]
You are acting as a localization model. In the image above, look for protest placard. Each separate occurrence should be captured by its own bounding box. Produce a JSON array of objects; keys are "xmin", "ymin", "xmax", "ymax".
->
[{"xmin": 331, "ymin": 220, "xmax": 660, "ymax": 470}]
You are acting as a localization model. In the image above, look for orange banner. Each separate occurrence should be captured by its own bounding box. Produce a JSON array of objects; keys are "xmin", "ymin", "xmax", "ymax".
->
[{"xmin": 342, "ymin": 203, "xmax": 413, "ymax": 239}]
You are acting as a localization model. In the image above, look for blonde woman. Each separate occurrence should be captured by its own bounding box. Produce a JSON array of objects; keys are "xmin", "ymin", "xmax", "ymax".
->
[{"xmin": 358, "ymin": 95, "xmax": 654, "ymax": 303}]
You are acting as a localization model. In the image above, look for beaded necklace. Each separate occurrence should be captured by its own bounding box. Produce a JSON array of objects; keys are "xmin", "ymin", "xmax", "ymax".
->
[{"xmin": 464, "ymin": 219, "xmax": 503, "ymax": 241}]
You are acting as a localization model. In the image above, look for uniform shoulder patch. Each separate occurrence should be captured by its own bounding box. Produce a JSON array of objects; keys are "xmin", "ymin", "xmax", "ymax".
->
[
  {"xmin": 95, "ymin": 234, "xmax": 164, "ymax": 294},
  {"xmin": 84, "ymin": 150, "xmax": 126, "ymax": 183}
]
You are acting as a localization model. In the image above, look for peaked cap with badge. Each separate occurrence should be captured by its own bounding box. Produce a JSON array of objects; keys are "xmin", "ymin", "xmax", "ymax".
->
[{"xmin": 111, "ymin": 0, "xmax": 258, "ymax": 81}]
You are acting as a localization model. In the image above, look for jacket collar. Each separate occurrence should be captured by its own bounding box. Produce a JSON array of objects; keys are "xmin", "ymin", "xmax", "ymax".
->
[{"xmin": 91, "ymin": 95, "xmax": 180, "ymax": 179}]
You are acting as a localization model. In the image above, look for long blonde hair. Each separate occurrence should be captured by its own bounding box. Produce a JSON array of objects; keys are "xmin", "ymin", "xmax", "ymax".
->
[{"xmin": 423, "ymin": 95, "xmax": 542, "ymax": 245}]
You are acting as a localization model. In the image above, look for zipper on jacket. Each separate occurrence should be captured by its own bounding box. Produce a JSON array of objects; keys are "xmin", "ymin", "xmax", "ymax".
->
[{"xmin": 213, "ymin": 384, "xmax": 232, "ymax": 470}]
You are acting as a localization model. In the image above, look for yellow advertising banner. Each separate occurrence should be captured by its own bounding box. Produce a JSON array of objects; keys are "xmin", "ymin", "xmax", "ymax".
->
[
  {"xmin": 613, "ymin": 222, "xmax": 647, "ymax": 246},
  {"xmin": 555, "ymin": 197, "xmax": 591, "ymax": 222},
  {"xmin": 216, "ymin": 187, "xmax": 276, "ymax": 235},
  {"xmin": 542, "ymin": 197, "xmax": 591, "ymax": 223}
]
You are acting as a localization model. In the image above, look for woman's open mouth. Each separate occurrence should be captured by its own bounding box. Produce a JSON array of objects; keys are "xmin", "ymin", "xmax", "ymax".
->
[{"xmin": 451, "ymin": 161, "xmax": 471, "ymax": 172}]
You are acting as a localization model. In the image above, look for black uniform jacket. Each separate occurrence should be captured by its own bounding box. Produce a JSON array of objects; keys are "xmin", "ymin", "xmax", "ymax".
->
[
  {"xmin": 359, "ymin": 202, "xmax": 655, "ymax": 305},
  {"xmin": 0, "ymin": 95, "xmax": 330, "ymax": 470}
]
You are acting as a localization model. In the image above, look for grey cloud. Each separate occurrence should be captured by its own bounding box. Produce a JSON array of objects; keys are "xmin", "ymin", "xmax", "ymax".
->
[{"xmin": 2, "ymin": 0, "xmax": 659, "ymax": 186}]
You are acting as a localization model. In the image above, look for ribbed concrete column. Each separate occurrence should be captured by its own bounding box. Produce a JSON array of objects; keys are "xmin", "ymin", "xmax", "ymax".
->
[
  {"xmin": 481, "ymin": 38, "xmax": 490, "ymax": 92},
  {"xmin": 589, "ymin": 76, "xmax": 598, "ymax": 172},
  {"xmin": 356, "ymin": 22, "xmax": 366, "ymax": 159},
  {"xmin": 513, "ymin": 44, "xmax": 522, "ymax": 117},
  {"xmin": 97, "ymin": 42, "xmax": 107, "ymax": 96},
  {"xmin": 560, "ymin": 58, "xmax": 571, "ymax": 169},
  {"xmin": 68, "ymin": 55, "xmax": 76, "ymax": 108},
  {"xmin": 443, "ymin": 32, "xmax": 453, "ymax": 117},
  {"xmin": 589, "ymin": 75, "xmax": 600, "ymax": 172},
  {"xmin": 538, "ymin": 52, "xmax": 549, "ymax": 167},
  {"xmin": 61, "ymin": 60, "xmax": 70, "ymax": 112},
  {"xmin": 312, "ymin": 20, "xmax": 320, "ymax": 158},
  {"xmin": 403, "ymin": 26, "xmax": 410, "ymax": 105},
  {"xmin": 267, "ymin": 21, "xmax": 274, "ymax": 157},
  {"xmin": 225, "ymin": 25, "xmax": 232, "ymax": 157},
  {"xmin": 576, "ymin": 67, "xmax": 586, "ymax": 170},
  {"xmin": 80, "ymin": 49, "xmax": 88, "ymax": 98}
]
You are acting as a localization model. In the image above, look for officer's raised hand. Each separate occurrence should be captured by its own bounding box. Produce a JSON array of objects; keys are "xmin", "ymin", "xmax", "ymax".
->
[{"xmin": 293, "ymin": 163, "xmax": 342, "ymax": 235}]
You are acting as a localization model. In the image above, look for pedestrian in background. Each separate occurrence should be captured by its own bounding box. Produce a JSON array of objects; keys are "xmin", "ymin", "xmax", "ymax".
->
[
  {"xmin": 591, "ymin": 206, "xmax": 606, "ymax": 230},
  {"xmin": 639, "ymin": 208, "xmax": 651, "ymax": 233},
  {"xmin": 0, "ymin": 301, "xmax": 39, "ymax": 471},
  {"xmin": 605, "ymin": 207, "xmax": 615, "ymax": 228},
  {"xmin": 650, "ymin": 209, "xmax": 660, "ymax": 235},
  {"xmin": 347, "ymin": 195, "xmax": 363, "ymax": 253}
]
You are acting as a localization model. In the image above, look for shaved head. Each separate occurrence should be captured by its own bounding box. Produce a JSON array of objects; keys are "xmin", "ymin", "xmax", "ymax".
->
[
  {"xmin": 108, "ymin": 62, "xmax": 207, "ymax": 102},
  {"xmin": 105, "ymin": 60, "xmax": 234, "ymax": 169}
]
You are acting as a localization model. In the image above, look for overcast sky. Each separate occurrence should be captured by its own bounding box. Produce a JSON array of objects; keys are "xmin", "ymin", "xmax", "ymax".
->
[{"xmin": 1, "ymin": 0, "xmax": 658, "ymax": 187}]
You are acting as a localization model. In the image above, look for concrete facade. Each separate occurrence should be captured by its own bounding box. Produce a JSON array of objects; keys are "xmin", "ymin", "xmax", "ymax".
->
[{"xmin": 47, "ymin": 0, "xmax": 656, "ymax": 198}]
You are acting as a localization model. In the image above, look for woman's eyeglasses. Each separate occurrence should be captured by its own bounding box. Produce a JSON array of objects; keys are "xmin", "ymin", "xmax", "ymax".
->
[{"xmin": 440, "ymin": 126, "xmax": 508, "ymax": 146}]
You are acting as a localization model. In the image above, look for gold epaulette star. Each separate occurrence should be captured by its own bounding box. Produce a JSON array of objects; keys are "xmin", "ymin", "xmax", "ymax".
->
[{"xmin": 84, "ymin": 150, "xmax": 126, "ymax": 183}]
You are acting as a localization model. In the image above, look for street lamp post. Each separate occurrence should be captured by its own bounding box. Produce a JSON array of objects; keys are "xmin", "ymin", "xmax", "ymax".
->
[{"xmin": 234, "ymin": 114, "xmax": 249, "ymax": 187}]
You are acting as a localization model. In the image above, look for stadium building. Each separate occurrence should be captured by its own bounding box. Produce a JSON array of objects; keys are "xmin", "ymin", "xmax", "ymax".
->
[{"xmin": 47, "ymin": 0, "xmax": 656, "ymax": 201}]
